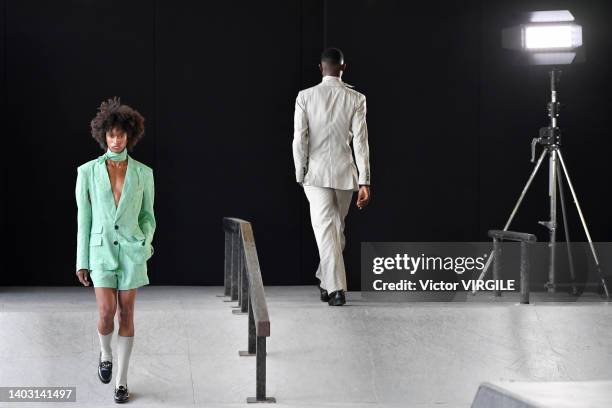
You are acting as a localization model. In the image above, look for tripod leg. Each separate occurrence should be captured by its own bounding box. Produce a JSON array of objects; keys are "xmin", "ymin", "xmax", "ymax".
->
[
  {"xmin": 472, "ymin": 149, "xmax": 548, "ymax": 294},
  {"xmin": 502, "ymin": 149, "xmax": 548, "ymax": 230},
  {"xmin": 557, "ymin": 150, "xmax": 610, "ymax": 299},
  {"xmin": 473, "ymin": 252, "xmax": 494, "ymax": 294},
  {"xmin": 556, "ymin": 159, "xmax": 578, "ymax": 295}
]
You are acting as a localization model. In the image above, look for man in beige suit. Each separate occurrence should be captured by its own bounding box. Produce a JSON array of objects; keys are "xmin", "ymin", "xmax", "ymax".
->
[{"xmin": 293, "ymin": 47, "xmax": 371, "ymax": 306}]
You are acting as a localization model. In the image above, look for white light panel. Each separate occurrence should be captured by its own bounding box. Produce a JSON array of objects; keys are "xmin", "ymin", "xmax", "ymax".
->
[{"xmin": 524, "ymin": 25, "xmax": 582, "ymax": 49}]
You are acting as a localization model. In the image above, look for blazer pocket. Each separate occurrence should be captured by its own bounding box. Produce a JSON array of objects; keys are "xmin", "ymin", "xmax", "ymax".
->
[
  {"xmin": 137, "ymin": 238, "xmax": 154, "ymax": 261},
  {"xmin": 89, "ymin": 234, "xmax": 103, "ymax": 246},
  {"xmin": 124, "ymin": 239, "xmax": 148, "ymax": 264}
]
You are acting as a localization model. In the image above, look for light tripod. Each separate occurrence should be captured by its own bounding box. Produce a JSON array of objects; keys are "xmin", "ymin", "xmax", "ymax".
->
[{"xmin": 475, "ymin": 68, "xmax": 610, "ymax": 298}]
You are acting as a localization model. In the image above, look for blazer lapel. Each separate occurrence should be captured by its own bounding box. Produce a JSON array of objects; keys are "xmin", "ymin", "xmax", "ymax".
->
[
  {"xmin": 94, "ymin": 156, "xmax": 117, "ymax": 219},
  {"xmin": 115, "ymin": 155, "xmax": 136, "ymax": 221}
]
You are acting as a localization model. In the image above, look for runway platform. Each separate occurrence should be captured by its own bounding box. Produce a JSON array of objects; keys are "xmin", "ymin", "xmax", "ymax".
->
[{"xmin": 1, "ymin": 286, "xmax": 611, "ymax": 407}]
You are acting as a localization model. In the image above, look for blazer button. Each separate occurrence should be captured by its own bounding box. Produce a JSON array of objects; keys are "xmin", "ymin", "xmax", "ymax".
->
[
  {"xmin": 141, "ymin": 242, "xmax": 145, "ymax": 246},
  {"xmin": 114, "ymin": 225, "xmax": 119, "ymax": 230},
  {"xmin": 114, "ymin": 241, "xmax": 118, "ymax": 245}
]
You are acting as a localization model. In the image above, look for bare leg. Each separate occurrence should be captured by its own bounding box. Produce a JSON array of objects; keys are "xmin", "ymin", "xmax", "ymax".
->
[
  {"xmin": 95, "ymin": 288, "xmax": 117, "ymax": 335},
  {"xmin": 117, "ymin": 289, "xmax": 137, "ymax": 336}
]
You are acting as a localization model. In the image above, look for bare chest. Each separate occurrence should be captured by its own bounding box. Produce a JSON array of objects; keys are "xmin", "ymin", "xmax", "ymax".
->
[{"xmin": 105, "ymin": 160, "xmax": 128, "ymax": 208}]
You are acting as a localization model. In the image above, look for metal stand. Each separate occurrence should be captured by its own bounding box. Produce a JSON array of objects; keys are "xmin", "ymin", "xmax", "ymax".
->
[{"xmin": 475, "ymin": 69, "xmax": 609, "ymax": 298}]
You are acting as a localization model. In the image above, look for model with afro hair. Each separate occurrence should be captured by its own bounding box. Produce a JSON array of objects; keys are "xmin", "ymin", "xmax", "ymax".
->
[{"xmin": 76, "ymin": 96, "xmax": 155, "ymax": 403}]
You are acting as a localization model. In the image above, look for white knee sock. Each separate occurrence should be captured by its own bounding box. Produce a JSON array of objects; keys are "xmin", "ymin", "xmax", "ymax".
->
[
  {"xmin": 98, "ymin": 331, "xmax": 113, "ymax": 362},
  {"xmin": 116, "ymin": 335, "xmax": 134, "ymax": 388}
]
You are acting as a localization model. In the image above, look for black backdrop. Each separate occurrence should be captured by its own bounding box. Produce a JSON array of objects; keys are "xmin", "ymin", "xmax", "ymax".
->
[{"xmin": 1, "ymin": 0, "xmax": 611, "ymax": 289}]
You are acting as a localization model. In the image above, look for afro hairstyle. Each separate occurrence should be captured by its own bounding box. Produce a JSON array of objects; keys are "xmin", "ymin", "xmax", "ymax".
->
[{"xmin": 90, "ymin": 96, "xmax": 145, "ymax": 151}]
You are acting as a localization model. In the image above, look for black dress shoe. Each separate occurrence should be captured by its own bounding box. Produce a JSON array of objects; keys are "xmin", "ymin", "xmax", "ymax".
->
[
  {"xmin": 328, "ymin": 290, "xmax": 346, "ymax": 306},
  {"xmin": 318, "ymin": 285, "xmax": 330, "ymax": 302},
  {"xmin": 98, "ymin": 352, "xmax": 112, "ymax": 384},
  {"xmin": 114, "ymin": 385, "xmax": 129, "ymax": 403}
]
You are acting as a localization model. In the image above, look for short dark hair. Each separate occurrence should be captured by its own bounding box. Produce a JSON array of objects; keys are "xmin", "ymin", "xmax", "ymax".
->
[
  {"xmin": 90, "ymin": 96, "xmax": 145, "ymax": 151},
  {"xmin": 321, "ymin": 47, "xmax": 344, "ymax": 65}
]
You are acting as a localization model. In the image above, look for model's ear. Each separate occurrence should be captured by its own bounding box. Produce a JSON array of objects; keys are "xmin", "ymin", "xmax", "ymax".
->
[
  {"xmin": 318, "ymin": 63, "xmax": 323, "ymax": 74},
  {"xmin": 340, "ymin": 63, "xmax": 347, "ymax": 73}
]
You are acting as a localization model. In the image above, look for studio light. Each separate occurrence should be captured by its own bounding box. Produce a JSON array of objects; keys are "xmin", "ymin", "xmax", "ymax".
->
[
  {"xmin": 474, "ymin": 10, "xmax": 610, "ymax": 298},
  {"xmin": 502, "ymin": 10, "xmax": 584, "ymax": 65}
]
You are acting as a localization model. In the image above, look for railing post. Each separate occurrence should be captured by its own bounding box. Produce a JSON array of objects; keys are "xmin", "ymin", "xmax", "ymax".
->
[
  {"xmin": 231, "ymin": 230, "xmax": 239, "ymax": 301},
  {"xmin": 238, "ymin": 239, "xmax": 244, "ymax": 308},
  {"xmin": 256, "ymin": 336, "xmax": 266, "ymax": 400},
  {"xmin": 233, "ymin": 239, "xmax": 247, "ymax": 314},
  {"xmin": 247, "ymin": 336, "xmax": 275, "ymax": 403},
  {"xmin": 240, "ymin": 246, "xmax": 249, "ymax": 313},
  {"xmin": 222, "ymin": 229, "xmax": 231, "ymax": 296},
  {"xmin": 239, "ymin": 296, "xmax": 257, "ymax": 356}
]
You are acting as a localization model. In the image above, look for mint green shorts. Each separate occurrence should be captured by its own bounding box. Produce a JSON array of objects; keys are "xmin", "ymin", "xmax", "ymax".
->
[{"xmin": 90, "ymin": 254, "xmax": 149, "ymax": 290}]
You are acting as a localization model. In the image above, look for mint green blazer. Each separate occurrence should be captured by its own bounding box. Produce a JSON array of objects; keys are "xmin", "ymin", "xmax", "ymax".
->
[{"xmin": 75, "ymin": 153, "xmax": 156, "ymax": 272}]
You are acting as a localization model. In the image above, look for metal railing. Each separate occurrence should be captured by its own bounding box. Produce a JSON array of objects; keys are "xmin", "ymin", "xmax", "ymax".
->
[
  {"xmin": 488, "ymin": 229, "xmax": 537, "ymax": 304},
  {"xmin": 223, "ymin": 217, "xmax": 275, "ymax": 403}
]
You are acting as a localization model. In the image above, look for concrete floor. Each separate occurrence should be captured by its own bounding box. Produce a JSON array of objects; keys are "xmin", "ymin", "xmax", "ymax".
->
[{"xmin": 1, "ymin": 286, "xmax": 611, "ymax": 407}]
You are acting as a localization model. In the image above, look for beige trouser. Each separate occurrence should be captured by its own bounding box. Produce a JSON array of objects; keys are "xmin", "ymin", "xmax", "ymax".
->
[{"xmin": 303, "ymin": 185, "xmax": 354, "ymax": 293}]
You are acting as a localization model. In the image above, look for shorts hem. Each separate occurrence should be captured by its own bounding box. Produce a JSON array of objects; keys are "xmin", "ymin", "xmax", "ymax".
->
[
  {"xmin": 117, "ymin": 281, "xmax": 149, "ymax": 290},
  {"xmin": 92, "ymin": 284, "xmax": 119, "ymax": 289}
]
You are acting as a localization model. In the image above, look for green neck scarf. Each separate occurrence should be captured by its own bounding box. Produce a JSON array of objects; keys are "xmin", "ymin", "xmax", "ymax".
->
[{"xmin": 104, "ymin": 147, "xmax": 128, "ymax": 162}]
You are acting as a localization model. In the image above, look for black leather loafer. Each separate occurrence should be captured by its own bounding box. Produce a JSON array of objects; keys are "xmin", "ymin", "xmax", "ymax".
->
[
  {"xmin": 114, "ymin": 385, "xmax": 129, "ymax": 403},
  {"xmin": 328, "ymin": 290, "xmax": 346, "ymax": 306},
  {"xmin": 318, "ymin": 285, "xmax": 330, "ymax": 302},
  {"xmin": 98, "ymin": 352, "xmax": 112, "ymax": 384}
]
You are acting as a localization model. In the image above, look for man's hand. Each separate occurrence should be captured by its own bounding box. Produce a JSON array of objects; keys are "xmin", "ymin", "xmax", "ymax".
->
[
  {"xmin": 76, "ymin": 269, "xmax": 90, "ymax": 286},
  {"xmin": 356, "ymin": 185, "xmax": 370, "ymax": 209}
]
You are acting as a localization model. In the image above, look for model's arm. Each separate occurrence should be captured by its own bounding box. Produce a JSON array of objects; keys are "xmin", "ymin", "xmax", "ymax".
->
[
  {"xmin": 138, "ymin": 168, "xmax": 156, "ymax": 255},
  {"xmin": 351, "ymin": 94, "xmax": 370, "ymax": 187},
  {"xmin": 75, "ymin": 166, "xmax": 92, "ymax": 273},
  {"xmin": 292, "ymin": 91, "xmax": 309, "ymax": 184}
]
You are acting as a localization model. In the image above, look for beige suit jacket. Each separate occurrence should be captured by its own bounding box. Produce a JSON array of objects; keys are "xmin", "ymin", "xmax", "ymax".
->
[{"xmin": 292, "ymin": 75, "xmax": 370, "ymax": 191}]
